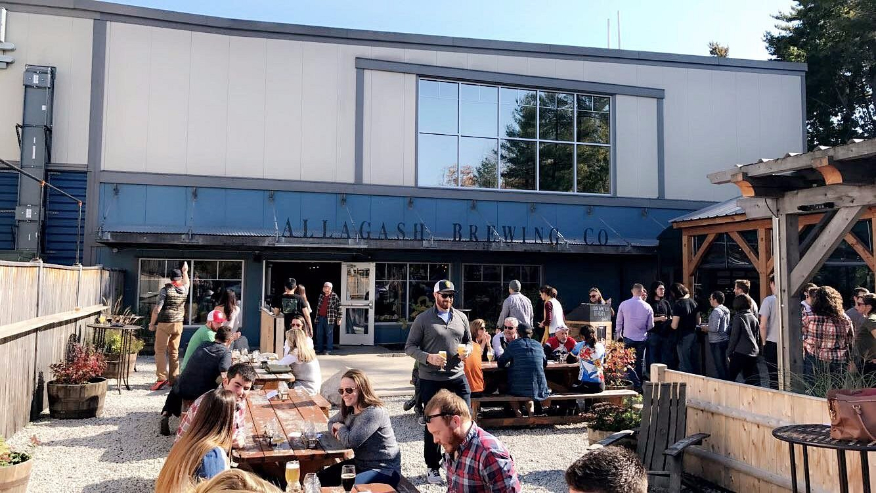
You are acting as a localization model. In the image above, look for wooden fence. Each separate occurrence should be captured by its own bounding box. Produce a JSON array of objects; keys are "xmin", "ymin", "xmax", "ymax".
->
[
  {"xmin": 652, "ymin": 365, "xmax": 875, "ymax": 493},
  {"xmin": 0, "ymin": 261, "xmax": 124, "ymax": 438}
]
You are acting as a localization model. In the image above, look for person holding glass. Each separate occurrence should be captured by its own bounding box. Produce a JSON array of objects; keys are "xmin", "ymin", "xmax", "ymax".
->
[{"xmin": 317, "ymin": 369, "xmax": 402, "ymax": 488}]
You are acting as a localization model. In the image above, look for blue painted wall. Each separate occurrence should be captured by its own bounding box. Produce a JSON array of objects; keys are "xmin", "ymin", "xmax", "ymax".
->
[
  {"xmin": 0, "ymin": 171, "xmax": 17, "ymax": 250},
  {"xmin": 44, "ymin": 171, "xmax": 87, "ymax": 265}
]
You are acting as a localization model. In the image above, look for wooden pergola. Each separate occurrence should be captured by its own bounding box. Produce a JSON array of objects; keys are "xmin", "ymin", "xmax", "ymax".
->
[{"xmin": 696, "ymin": 138, "xmax": 876, "ymax": 388}]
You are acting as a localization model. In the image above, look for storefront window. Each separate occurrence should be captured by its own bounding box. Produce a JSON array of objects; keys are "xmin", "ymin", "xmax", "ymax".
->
[
  {"xmin": 418, "ymin": 78, "xmax": 611, "ymax": 194},
  {"xmin": 375, "ymin": 263, "xmax": 450, "ymax": 323},
  {"xmin": 462, "ymin": 264, "xmax": 541, "ymax": 329},
  {"xmin": 137, "ymin": 259, "xmax": 244, "ymax": 325}
]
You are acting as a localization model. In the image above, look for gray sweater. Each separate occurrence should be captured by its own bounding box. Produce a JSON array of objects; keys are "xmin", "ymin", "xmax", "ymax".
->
[
  {"xmin": 405, "ymin": 306, "xmax": 472, "ymax": 382},
  {"xmin": 707, "ymin": 305, "xmax": 730, "ymax": 343},
  {"xmin": 327, "ymin": 405, "xmax": 401, "ymax": 475},
  {"xmin": 728, "ymin": 310, "xmax": 760, "ymax": 358}
]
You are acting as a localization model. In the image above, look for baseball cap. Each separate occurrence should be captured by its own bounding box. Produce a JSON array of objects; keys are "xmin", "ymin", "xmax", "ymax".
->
[
  {"xmin": 207, "ymin": 309, "xmax": 227, "ymax": 324},
  {"xmin": 433, "ymin": 280, "xmax": 456, "ymax": 293},
  {"xmin": 170, "ymin": 269, "xmax": 183, "ymax": 281}
]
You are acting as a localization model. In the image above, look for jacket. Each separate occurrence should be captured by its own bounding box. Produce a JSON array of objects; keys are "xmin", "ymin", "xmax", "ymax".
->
[
  {"xmin": 728, "ymin": 310, "xmax": 760, "ymax": 358},
  {"xmin": 497, "ymin": 338, "xmax": 550, "ymax": 401},
  {"xmin": 316, "ymin": 291, "xmax": 342, "ymax": 326}
]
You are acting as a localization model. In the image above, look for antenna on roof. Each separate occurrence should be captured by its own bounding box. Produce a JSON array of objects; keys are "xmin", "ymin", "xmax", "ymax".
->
[
  {"xmin": 617, "ymin": 11, "xmax": 621, "ymax": 49},
  {"xmin": 606, "ymin": 18, "xmax": 611, "ymax": 49}
]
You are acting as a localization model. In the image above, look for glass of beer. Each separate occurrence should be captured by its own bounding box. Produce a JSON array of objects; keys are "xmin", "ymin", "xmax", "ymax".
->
[
  {"xmin": 341, "ymin": 464, "xmax": 356, "ymax": 493},
  {"xmin": 457, "ymin": 343, "xmax": 466, "ymax": 358},
  {"xmin": 438, "ymin": 350, "xmax": 447, "ymax": 370},
  {"xmin": 486, "ymin": 349, "xmax": 495, "ymax": 363},
  {"xmin": 285, "ymin": 460, "xmax": 301, "ymax": 492}
]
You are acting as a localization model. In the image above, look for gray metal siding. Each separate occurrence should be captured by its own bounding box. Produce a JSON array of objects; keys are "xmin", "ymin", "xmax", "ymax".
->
[{"xmin": 44, "ymin": 170, "xmax": 86, "ymax": 264}]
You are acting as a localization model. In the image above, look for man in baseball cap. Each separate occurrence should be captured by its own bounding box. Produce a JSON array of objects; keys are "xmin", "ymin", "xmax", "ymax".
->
[
  {"xmin": 405, "ymin": 279, "xmax": 473, "ymax": 484},
  {"xmin": 180, "ymin": 309, "xmax": 227, "ymax": 372}
]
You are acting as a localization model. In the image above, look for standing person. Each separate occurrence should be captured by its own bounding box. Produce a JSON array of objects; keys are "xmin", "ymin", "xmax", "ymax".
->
[
  {"xmin": 854, "ymin": 293, "xmax": 876, "ymax": 375},
  {"xmin": 496, "ymin": 280, "xmax": 534, "ymax": 328},
  {"xmin": 271, "ymin": 278, "xmax": 314, "ymax": 337},
  {"xmin": 322, "ymin": 369, "xmax": 402, "ymax": 488},
  {"xmin": 588, "ymin": 288, "xmax": 615, "ymax": 317},
  {"xmin": 670, "ymin": 283, "xmax": 701, "ymax": 375},
  {"xmin": 570, "ymin": 325, "xmax": 606, "ymax": 394},
  {"xmin": 615, "ymin": 283, "xmax": 653, "ymax": 388},
  {"xmin": 148, "ymin": 262, "xmax": 190, "ymax": 391},
  {"xmin": 156, "ymin": 389, "xmax": 237, "ymax": 490},
  {"xmin": 314, "ymin": 282, "xmax": 341, "ymax": 355},
  {"xmin": 847, "ymin": 287, "xmax": 870, "ymax": 330},
  {"xmin": 538, "ymin": 285, "xmax": 565, "ymax": 344},
  {"xmin": 703, "ymin": 291, "xmax": 730, "ymax": 380},
  {"xmin": 492, "ymin": 318, "xmax": 519, "ymax": 359},
  {"xmin": 498, "ymin": 322, "xmax": 550, "ymax": 417},
  {"xmin": 646, "ymin": 281, "xmax": 674, "ymax": 371},
  {"xmin": 801, "ymin": 283, "xmax": 817, "ymax": 316},
  {"xmin": 215, "ymin": 289, "xmax": 245, "ymax": 351},
  {"xmin": 279, "ymin": 324, "xmax": 322, "ymax": 396},
  {"xmin": 181, "ymin": 309, "xmax": 226, "ymax": 371},
  {"xmin": 404, "ymin": 280, "xmax": 473, "ymax": 485},
  {"xmin": 424, "ymin": 390, "xmax": 522, "ymax": 493},
  {"xmin": 463, "ymin": 320, "xmax": 486, "ymax": 399},
  {"xmin": 733, "ymin": 279, "xmax": 758, "ymax": 314},
  {"xmin": 727, "ymin": 294, "xmax": 760, "ymax": 385},
  {"xmin": 803, "ymin": 286, "xmax": 854, "ymax": 383},
  {"xmin": 758, "ymin": 276, "xmax": 781, "ymax": 389}
]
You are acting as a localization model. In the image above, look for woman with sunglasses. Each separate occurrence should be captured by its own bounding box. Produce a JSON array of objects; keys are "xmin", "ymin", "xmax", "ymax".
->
[
  {"xmin": 319, "ymin": 369, "xmax": 402, "ymax": 488},
  {"xmin": 279, "ymin": 322, "xmax": 321, "ymax": 395},
  {"xmin": 588, "ymin": 287, "xmax": 615, "ymax": 317}
]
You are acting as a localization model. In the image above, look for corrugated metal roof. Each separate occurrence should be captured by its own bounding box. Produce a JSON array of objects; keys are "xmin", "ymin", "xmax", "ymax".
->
[
  {"xmin": 669, "ymin": 198, "xmax": 742, "ymax": 224},
  {"xmin": 101, "ymin": 225, "xmax": 276, "ymax": 236}
]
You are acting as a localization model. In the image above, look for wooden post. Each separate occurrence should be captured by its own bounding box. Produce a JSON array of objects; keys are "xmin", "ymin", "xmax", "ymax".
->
[
  {"xmin": 682, "ymin": 233, "xmax": 693, "ymax": 291},
  {"xmin": 651, "ymin": 363, "xmax": 667, "ymax": 383},
  {"xmin": 757, "ymin": 227, "xmax": 771, "ymax": 302},
  {"xmin": 775, "ymin": 213, "xmax": 802, "ymax": 391}
]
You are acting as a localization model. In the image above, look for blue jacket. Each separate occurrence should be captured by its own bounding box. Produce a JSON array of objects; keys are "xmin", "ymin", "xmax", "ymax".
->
[{"xmin": 497, "ymin": 338, "xmax": 550, "ymax": 400}]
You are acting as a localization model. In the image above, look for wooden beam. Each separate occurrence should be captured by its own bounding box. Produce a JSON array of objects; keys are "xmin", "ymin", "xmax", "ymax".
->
[
  {"xmin": 684, "ymin": 219, "xmax": 772, "ymax": 236},
  {"xmin": 798, "ymin": 210, "xmax": 837, "ymax": 257},
  {"xmin": 682, "ymin": 233, "xmax": 693, "ymax": 292},
  {"xmin": 672, "ymin": 214, "xmax": 748, "ymax": 230},
  {"xmin": 727, "ymin": 231, "xmax": 759, "ymax": 266},
  {"xmin": 757, "ymin": 227, "xmax": 771, "ymax": 301},
  {"xmin": 780, "ymin": 184, "xmax": 876, "ymax": 213},
  {"xmin": 845, "ymin": 232, "xmax": 876, "ymax": 272},
  {"xmin": 812, "ymin": 156, "xmax": 843, "ymax": 185},
  {"xmin": 737, "ymin": 197, "xmax": 779, "ymax": 220},
  {"xmin": 789, "ymin": 206, "xmax": 867, "ymax": 294},
  {"xmin": 689, "ymin": 233, "xmax": 718, "ymax": 273},
  {"xmin": 775, "ymin": 214, "xmax": 802, "ymax": 390}
]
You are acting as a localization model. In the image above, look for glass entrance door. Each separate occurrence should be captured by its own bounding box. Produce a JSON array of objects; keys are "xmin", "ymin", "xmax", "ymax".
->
[{"xmin": 339, "ymin": 262, "xmax": 375, "ymax": 345}]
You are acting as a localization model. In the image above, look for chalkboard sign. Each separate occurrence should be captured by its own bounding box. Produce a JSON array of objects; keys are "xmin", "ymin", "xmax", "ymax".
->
[{"xmin": 566, "ymin": 303, "xmax": 612, "ymax": 323}]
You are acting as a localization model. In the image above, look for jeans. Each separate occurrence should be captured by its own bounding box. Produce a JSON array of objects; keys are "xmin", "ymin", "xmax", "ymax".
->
[
  {"xmin": 419, "ymin": 377, "xmax": 471, "ymax": 469},
  {"xmin": 708, "ymin": 340, "xmax": 729, "ymax": 380},
  {"xmin": 764, "ymin": 341, "xmax": 779, "ymax": 389},
  {"xmin": 623, "ymin": 337, "xmax": 647, "ymax": 386},
  {"xmin": 317, "ymin": 459, "xmax": 401, "ymax": 488},
  {"xmin": 315, "ymin": 316, "xmax": 333, "ymax": 353},
  {"xmin": 677, "ymin": 332, "xmax": 701, "ymax": 375},
  {"xmin": 727, "ymin": 353, "xmax": 760, "ymax": 385}
]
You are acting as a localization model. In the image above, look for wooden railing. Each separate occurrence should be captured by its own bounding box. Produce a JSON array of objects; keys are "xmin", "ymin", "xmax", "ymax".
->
[{"xmin": 651, "ymin": 364, "xmax": 874, "ymax": 493}]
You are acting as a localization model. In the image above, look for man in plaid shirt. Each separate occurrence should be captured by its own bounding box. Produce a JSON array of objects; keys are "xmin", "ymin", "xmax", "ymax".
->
[
  {"xmin": 175, "ymin": 363, "xmax": 256, "ymax": 448},
  {"xmin": 425, "ymin": 390, "xmax": 521, "ymax": 492},
  {"xmin": 315, "ymin": 282, "xmax": 341, "ymax": 355}
]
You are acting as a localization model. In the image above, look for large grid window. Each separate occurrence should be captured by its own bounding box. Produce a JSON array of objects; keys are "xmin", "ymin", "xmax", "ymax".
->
[
  {"xmin": 462, "ymin": 264, "xmax": 542, "ymax": 330},
  {"xmin": 418, "ymin": 79, "xmax": 611, "ymax": 194},
  {"xmin": 138, "ymin": 259, "xmax": 244, "ymax": 325},
  {"xmin": 375, "ymin": 263, "xmax": 451, "ymax": 323}
]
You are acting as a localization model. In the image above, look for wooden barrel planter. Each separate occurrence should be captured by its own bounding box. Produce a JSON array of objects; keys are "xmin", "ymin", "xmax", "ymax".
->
[
  {"xmin": 47, "ymin": 378, "xmax": 107, "ymax": 419},
  {"xmin": 0, "ymin": 458, "xmax": 32, "ymax": 493},
  {"xmin": 586, "ymin": 428, "xmax": 637, "ymax": 450},
  {"xmin": 102, "ymin": 353, "xmax": 137, "ymax": 380}
]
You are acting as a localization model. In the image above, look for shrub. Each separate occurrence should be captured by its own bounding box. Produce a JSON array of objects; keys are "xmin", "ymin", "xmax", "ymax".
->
[
  {"xmin": 581, "ymin": 402, "xmax": 642, "ymax": 432},
  {"xmin": 0, "ymin": 435, "xmax": 33, "ymax": 467},
  {"xmin": 603, "ymin": 340, "xmax": 637, "ymax": 386},
  {"xmin": 50, "ymin": 343, "xmax": 107, "ymax": 385},
  {"xmin": 103, "ymin": 330, "xmax": 144, "ymax": 355}
]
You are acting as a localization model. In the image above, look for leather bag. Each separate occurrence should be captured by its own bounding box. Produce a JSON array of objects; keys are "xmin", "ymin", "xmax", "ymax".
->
[{"xmin": 827, "ymin": 388, "xmax": 876, "ymax": 443}]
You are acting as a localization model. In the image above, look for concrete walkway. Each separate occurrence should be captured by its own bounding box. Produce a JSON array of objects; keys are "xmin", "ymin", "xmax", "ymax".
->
[{"xmin": 317, "ymin": 345, "xmax": 415, "ymax": 396}]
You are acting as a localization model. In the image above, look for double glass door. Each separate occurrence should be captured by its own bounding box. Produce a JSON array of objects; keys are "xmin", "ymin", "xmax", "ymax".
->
[{"xmin": 339, "ymin": 262, "xmax": 375, "ymax": 345}]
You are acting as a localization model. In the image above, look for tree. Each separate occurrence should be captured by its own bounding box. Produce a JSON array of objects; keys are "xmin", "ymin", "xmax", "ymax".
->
[
  {"xmin": 765, "ymin": 0, "xmax": 876, "ymax": 148},
  {"xmin": 708, "ymin": 42, "xmax": 730, "ymax": 57}
]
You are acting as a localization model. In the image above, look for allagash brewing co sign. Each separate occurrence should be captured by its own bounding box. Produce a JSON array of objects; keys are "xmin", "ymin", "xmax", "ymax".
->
[{"xmin": 280, "ymin": 218, "xmax": 610, "ymax": 246}]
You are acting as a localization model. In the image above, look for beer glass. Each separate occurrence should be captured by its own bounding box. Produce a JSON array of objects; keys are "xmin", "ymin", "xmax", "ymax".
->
[
  {"xmin": 285, "ymin": 460, "xmax": 301, "ymax": 492},
  {"xmin": 457, "ymin": 343, "xmax": 466, "ymax": 358},
  {"xmin": 438, "ymin": 350, "xmax": 447, "ymax": 370},
  {"xmin": 341, "ymin": 464, "xmax": 356, "ymax": 493},
  {"xmin": 486, "ymin": 348, "xmax": 495, "ymax": 363}
]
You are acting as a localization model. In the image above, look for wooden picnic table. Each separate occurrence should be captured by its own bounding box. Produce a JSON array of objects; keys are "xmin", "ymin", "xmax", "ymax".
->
[
  {"xmin": 253, "ymin": 365, "xmax": 296, "ymax": 390},
  {"xmin": 482, "ymin": 360, "xmax": 580, "ymax": 393},
  {"xmin": 233, "ymin": 389, "xmax": 351, "ymax": 476},
  {"xmin": 320, "ymin": 484, "xmax": 395, "ymax": 492}
]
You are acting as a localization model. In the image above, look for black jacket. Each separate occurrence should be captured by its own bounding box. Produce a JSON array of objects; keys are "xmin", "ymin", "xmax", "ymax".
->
[{"xmin": 728, "ymin": 310, "xmax": 760, "ymax": 358}]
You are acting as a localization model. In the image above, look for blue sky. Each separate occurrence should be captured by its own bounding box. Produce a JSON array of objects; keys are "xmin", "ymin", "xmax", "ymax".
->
[{"xmin": 103, "ymin": 0, "xmax": 797, "ymax": 61}]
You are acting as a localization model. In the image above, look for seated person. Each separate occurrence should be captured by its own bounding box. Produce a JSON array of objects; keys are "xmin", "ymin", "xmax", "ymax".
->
[
  {"xmin": 156, "ymin": 389, "xmax": 237, "ymax": 490},
  {"xmin": 279, "ymin": 324, "xmax": 322, "ymax": 395},
  {"xmin": 181, "ymin": 309, "xmax": 227, "ymax": 371},
  {"xmin": 470, "ymin": 318, "xmax": 493, "ymax": 362},
  {"xmin": 160, "ymin": 325, "xmax": 233, "ymax": 435},
  {"xmin": 320, "ymin": 369, "xmax": 402, "ymax": 488},
  {"xmin": 544, "ymin": 326, "xmax": 577, "ymax": 362},
  {"xmin": 497, "ymin": 322, "xmax": 550, "ymax": 416},
  {"xmin": 192, "ymin": 469, "xmax": 281, "ymax": 493},
  {"xmin": 463, "ymin": 319, "xmax": 486, "ymax": 398},
  {"xmin": 175, "ymin": 363, "xmax": 257, "ymax": 448},
  {"xmin": 565, "ymin": 446, "xmax": 647, "ymax": 493},
  {"xmin": 571, "ymin": 325, "xmax": 606, "ymax": 394},
  {"xmin": 492, "ymin": 317, "xmax": 519, "ymax": 359}
]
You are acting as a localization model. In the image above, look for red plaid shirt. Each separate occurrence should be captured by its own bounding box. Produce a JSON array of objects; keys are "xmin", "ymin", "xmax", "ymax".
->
[
  {"xmin": 176, "ymin": 390, "xmax": 246, "ymax": 444},
  {"xmin": 444, "ymin": 423, "xmax": 521, "ymax": 493},
  {"xmin": 802, "ymin": 313, "xmax": 853, "ymax": 364}
]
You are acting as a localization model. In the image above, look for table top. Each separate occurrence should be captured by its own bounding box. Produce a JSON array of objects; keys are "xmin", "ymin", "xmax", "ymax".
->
[
  {"xmin": 253, "ymin": 366, "xmax": 296, "ymax": 383},
  {"xmin": 772, "ymin": 424, "xmax": 876, "ymax": 451},
  {"xmin": 482, "ymin": 361, "xmax": 578, "ymax": 371},
  {"xmin": 233, "ymin": 389, "xmax": 352, "ymax": 464},
  {"xmin": 86, "ymin": 323, "xmax": 141, "ymax": 331},
  {"xmin": 321, "ymin": 485, "xmax": 396, "ymax": 493}
]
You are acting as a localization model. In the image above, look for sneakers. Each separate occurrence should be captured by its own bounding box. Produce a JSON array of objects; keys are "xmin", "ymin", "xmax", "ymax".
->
[
  {"xmin": 150, "ymin": 380, "xmax": 167, "ymax": 391},
  {"xmin": 403, "ymin": 398, "xmax": 417, "ymax": 411},
  {"xmin": 426, "ymin": 468, "xmax": 443, "ymax": 484},
  {"xmin": 159, "ymin": 415, "xmax": 171, "ymax": 436}
]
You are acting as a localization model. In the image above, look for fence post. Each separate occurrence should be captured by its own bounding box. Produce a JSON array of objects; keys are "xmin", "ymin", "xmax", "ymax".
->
[
  {"xmin": 76, "ymin": 264, "xmax": 83, "ymax": 309},
  {"xmin": 35, "ymin": 260, "xmax": 43, "ymax": 317},
  {"xmin": 650, "ymin": 363, "xmax": 667, "ymax": 383}
]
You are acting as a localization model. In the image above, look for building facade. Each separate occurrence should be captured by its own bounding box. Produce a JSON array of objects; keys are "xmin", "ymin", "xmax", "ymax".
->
[{"xmin": 0, "ymin": 0, "xmax": 807, "ymax": 344}]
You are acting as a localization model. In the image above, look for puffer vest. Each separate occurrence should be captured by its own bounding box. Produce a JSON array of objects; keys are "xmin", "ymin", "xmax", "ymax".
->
[{"xmin": 157, "ymin": 284, "xmax": 187, "ymax": 323}]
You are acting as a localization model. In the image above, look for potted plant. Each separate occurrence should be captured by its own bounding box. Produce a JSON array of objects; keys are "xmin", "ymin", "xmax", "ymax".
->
[
  {"xmin": 100, "ymin": 296, "xmax": 142, "ymax": 327},
  {"xmin": 582, "ymin": 401, "xmax": 642, "ymax": 446},
  {"xmin": 0, "ymin": 435, "xmax": 37, "ymax": 493},
  {"xmin": 47, "ymin": 343, "xmax": 108, "ymax": 419},
  {"xmin": 101, "ymin": 329, "xmax": 144, "ymax": 380},
  {"xmin": 604, "ymin": 340, "xmax": 636, "ymax": 390}
]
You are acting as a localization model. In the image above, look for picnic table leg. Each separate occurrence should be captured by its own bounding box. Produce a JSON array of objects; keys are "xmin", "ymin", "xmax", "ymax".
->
[
  {"xmin": 861, "ymin": 451, "xmax": 871, "ymax": 493},
  {"xmin": 837, "ymin": 449, "xmax": 849, "ymax": 493},
  {"xmin": 802, "ymin": 445, "xmax": 811, "ymax": 493},
  {"xmin": 788, "ymin": 443, "xmax": 798, "ymax": 493}
]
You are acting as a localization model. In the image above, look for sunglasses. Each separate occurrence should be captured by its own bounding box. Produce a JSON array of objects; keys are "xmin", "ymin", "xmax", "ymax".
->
[
  {"xmin": 503, "ymin": 325, "xmax": 516, "ymax": 329},
  {"xmin": 290, "ymin": 323, "xmax": 304, "ymax": 327},
  {"xmin": 589, "ymin": 295, "xmax": 598, "ymax": 298},
  {"xmin": 438, "ymin": 293, "xmax": 455, "ymax": 299},
  {"xmin": 337, "ymin": 387, "xmax": 357, "ymax": 395},
  {"xmin": 423, "ymin": 412, "xmax": 452, "ymax": 423}
]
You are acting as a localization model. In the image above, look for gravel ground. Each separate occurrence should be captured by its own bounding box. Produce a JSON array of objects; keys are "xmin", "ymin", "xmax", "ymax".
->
[{"xmin": 8, "ymin": 356, "xmax": 592, "ymax": 492}]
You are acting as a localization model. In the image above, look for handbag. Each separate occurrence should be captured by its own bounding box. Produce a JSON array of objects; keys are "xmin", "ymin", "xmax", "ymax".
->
[{"xmin": 826, "ymin": 388, "xmax": 876, "ymax": 443}]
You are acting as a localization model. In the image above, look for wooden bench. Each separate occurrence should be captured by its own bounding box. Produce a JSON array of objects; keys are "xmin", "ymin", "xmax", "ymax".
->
[{"xmin": 472, "ymin": 389, "xmax": 638, "ymax": 428}]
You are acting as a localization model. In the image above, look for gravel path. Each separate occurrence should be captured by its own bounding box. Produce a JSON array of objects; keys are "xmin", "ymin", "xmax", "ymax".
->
[{"xmin": 8, "ymin": 357, "xmax": 592, "ymax": 492}]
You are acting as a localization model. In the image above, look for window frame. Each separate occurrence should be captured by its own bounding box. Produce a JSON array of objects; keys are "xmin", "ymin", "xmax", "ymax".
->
[
  {"xmin": 136, "ymin": 258, "xmax": 246, "ymax": 327},
  {"xmin": 374, "ymin": 262, "xmax": 452, "ymax": 325},
  {"xmin": 460, "ymin": 263, "xmax": 543, "ymax": 325},
  {"xmin": 417, "ymin": 77, "xmax": 613, "ymax": 195}
]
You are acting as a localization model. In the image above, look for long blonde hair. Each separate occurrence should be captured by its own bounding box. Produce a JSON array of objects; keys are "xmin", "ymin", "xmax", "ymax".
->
[
  {"xmin": 155, "ymin": 389, "xmax": 236, "ymax": 492},
  {"xmin": 191, "ymin": 469, "xmax": 281, "ymax": 493},
  {"xmin": 285, "ymin": 326, "xmax": 316, "ymax": 363}
]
